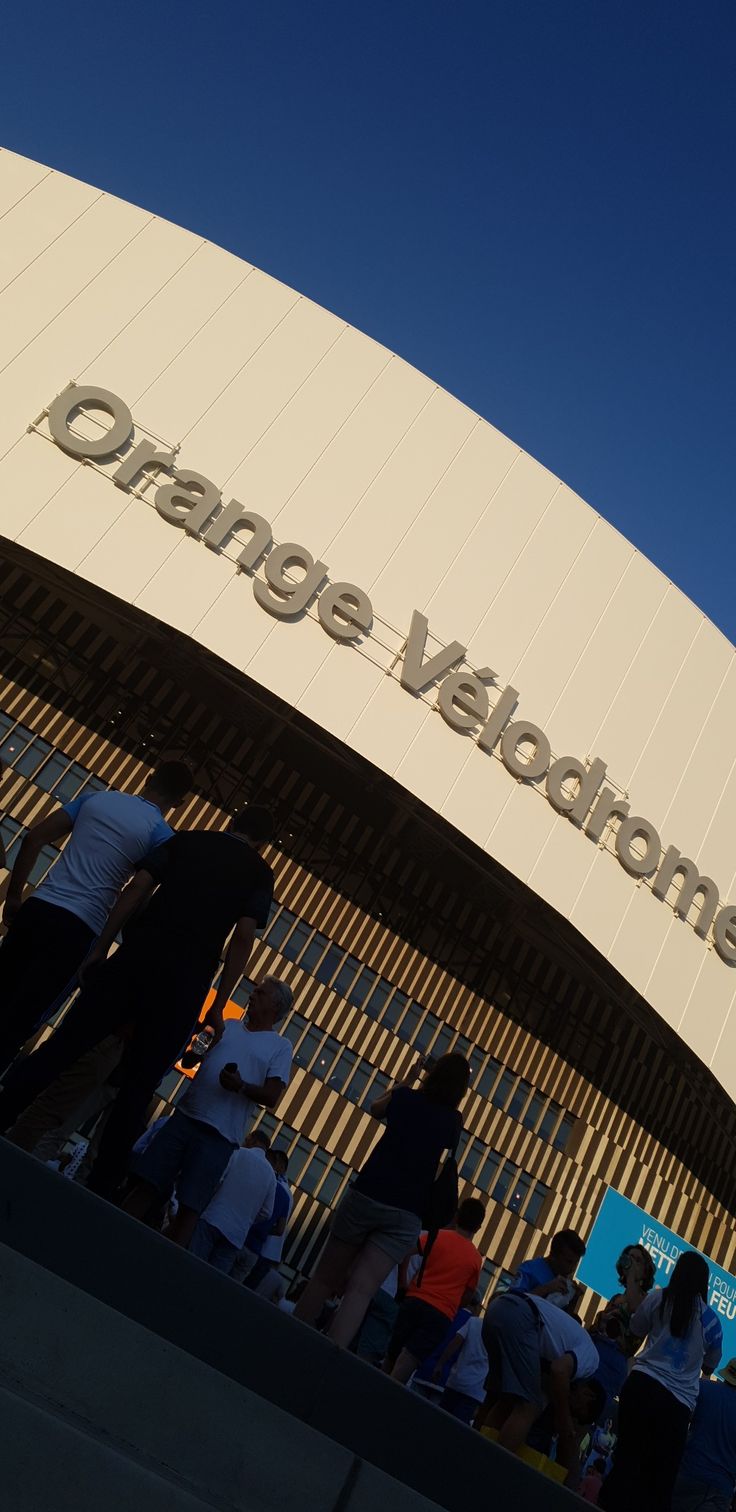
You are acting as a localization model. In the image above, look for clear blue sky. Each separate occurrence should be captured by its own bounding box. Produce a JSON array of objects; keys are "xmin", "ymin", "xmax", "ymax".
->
[{"xmin": 4, "ymin": 2, "xmax": 735, "ymax": 638}]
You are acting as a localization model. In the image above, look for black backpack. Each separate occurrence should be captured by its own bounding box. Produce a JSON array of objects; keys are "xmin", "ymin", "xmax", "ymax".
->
[{"xmin": 415, "ymin": 1139, "xmax": 460, "ymax": 1288}]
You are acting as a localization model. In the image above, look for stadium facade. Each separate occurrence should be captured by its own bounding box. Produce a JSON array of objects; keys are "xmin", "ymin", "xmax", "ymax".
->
[{"xmin": 1, "ymin": 148, "xmax": 735, "ymax": 1314}]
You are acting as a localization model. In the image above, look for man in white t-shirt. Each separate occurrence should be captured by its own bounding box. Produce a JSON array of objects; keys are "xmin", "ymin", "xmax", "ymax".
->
[
  {"xmin": 127, "ymin": 976, "xmax": 293, "ymax": 1248},
  {"xmin": 189, "ymin": 1129, "xmax": 276, "ymax": 1275},
  {"xmin": 431, "ymin": 1293, "xmax": 488, "ymax": 1424},
  {"xmin": 482, "ymin": 1290, "xmax": 603, "ymax": 1479}
]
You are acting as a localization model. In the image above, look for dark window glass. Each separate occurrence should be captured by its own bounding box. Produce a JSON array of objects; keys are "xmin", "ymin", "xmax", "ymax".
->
[
  {"xmin": 156, "ymin": 1068, "xmax": 183, "ymax": 1100},
  {"xmin": 0, "ymin": 722, "xmax": 33, "ymax": 765},
  {"xmin": 477, "ymin": 1059, "xmax": 502, "ymax": 1099},
  {"xmin": 294, "ymin": 1026, "xmax": 324, "ymax": 1070},
  {"xmin": 15, "ymin": 736, "xmax": 53, "ymax": 778},
  {"xmin": 492, "ymin": 1159, "xmax": 519, "ymax": 1205},
  {"xmin": 479, "ymin": 1259, "xmax": 497, "ymax": 1300},
  {"xmin": 53, "ymin": 761, "xmax": 90, "ymax": 804},
  {"xmin": 362, "ymin": 1070, "xmax": 391, "ymax": 1105},
  {"xmin": 363, "ymin": 979, "xmax": 391, "ymax": 1020},
  {"xmin": 317, "ymin": 1157, "xmax": 350, "ymax": 1206},
  {"xmin": 414, "ymin": 1011, "xmax": 439, "ymax": 1054},
  {"xmin": 282, "ymin": 920, "xmax": 313, "ymax": 964},
  {"xmin": 327, "ymin": 1047, "xmax": 358, "ymax": 1092},
  {"xmin": 538, "ymin": 1102, "xmax": 562, "ymax": 1143},
  {"xmin": 492, "ymin": 1070, "xmax": 517, "ymax": 1111},
  {"xmin": 524, "ymin": 1183, "xmax": 550, "ymax": 1226},
  {"xmin": 256, "ymin": 1112, "xmax": 280, "ymax": 1143},
  {"xmin": 493, "ymin": 1269, "xmax": 516, "ymax": 1297},
  {"xmin": 311, "ymin": 1035, "xmax": 342, "ymax": 1082},
  {"xmin": 229, "ymin": 978, "xmax": 255, "ymax": 1007},
  {"xmin": 396, "ymin": 1002, "xmax": 423, "ymax": 1044},
  {"xmin": 266, "ymin": 909, "xmax": 296, "ymax": 951},
  {"xmin": 461, "ymin": 1137, "xmax": 486, "ymax": 1182},
  {"xmin": 344, "ymin": 1062, "xmax": 373, "ymax": 1105},
  {"xmin": 287, "ymin": 1136, "xmax": 314, "ymax": 1181},
  {"xmin": 0, "ymin": 712, "xmax": 14, "ymax": 741},
  {"xmin": 2, "ymin": 817, "xmax": 22, "ymax": 869},
  {"xmin": 332, "ymin": 954, "xmax": 360, "ymax": 998},
  {"xmin": 299, "ymin": 931, "xmax": 329, "ymax": 975},
  {"xmin": 383, "ymin": 989, "xmax": 409, "ymax": 1032},
  {"xmin": 81, "ymin": 775, "xmax": 107, "ymax": 796},
  {"xmin": 507, "ymin": 1171, "xmax": 533, "ymax": 1215},
  {"xmin": 282, "ymin": 1012, "xmax": 309, "ymax": 1049},
  {"xmin": 523, "ymin": 1092, "xmax": 547, "ymax": 1132},
  {"xmin": 300, "ymin": 1148, "xmax": 330, "ymax": 1195},
  {"xmin": 35, "ymin": 751, "xmax": 72, "ymax": 794},
  {"xmin": 432, "ymin": 1025, "xmax": 455, "ymax": 1058},
  {"xmin": 553, "ymin": 1112, "xmax": 576, "ymax": 1152},
  {"xmin": 477, "ymin": 1149, "xmax": 501, "ymax": 1191},
  {"xmin": 29, "ymin": 844, "xmax": 59, "ymax": 885},
  {"xmin": 314, "ymin": 944, "xmax": 346, "ymax": 987},
  {"xmin": 507, "ymin": 1078, "xmax": 533, "ymax": 1122},
  {"xmin": 349, "ymin": 967, "xmax": 377, "ymax": 1003},
  {"xmin": 454, "ymin": 1035, "xmax": 472, "ymax": 1060}
]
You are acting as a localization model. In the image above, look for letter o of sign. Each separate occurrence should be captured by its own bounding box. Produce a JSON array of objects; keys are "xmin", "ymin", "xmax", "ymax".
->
[
  {"xmin": 615, "ymin": 815, "xmax": 661, "ymax": 877},
  {"xmin": 500, "ymin": 721, "xmax": 552, "ymax": 780},
  {"xmin": 47, "ymin": 386, "xmax": 134, "ymax": 459}
]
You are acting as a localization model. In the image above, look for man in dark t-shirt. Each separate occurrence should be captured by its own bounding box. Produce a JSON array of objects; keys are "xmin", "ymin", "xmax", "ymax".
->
[{"xmin": 0, "ymin": 806, "xmax": 275, "ymax": 1198}]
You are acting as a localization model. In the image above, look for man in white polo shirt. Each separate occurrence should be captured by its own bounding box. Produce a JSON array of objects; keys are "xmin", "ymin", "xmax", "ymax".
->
[
  {"xmin": 189, "ymin": 1129, "xmax": 276, "ymax": 1275},
  {"xmin": 0, "ymin": 760, "xmax": 192, "ymax": 1071},
  {"xmin": 126, "ymin": 976, "xmax": 293, "ymax": 1248}
]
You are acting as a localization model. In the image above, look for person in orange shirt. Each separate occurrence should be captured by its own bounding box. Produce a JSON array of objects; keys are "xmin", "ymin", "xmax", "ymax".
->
[{"xmin": 386, "ymin": 1198, "xmax": 486, "ymax": 1384}]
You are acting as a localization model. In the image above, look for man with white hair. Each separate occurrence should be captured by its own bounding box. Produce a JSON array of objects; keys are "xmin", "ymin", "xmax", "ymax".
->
[{"xmin": 125, "ymin": 975, "xmax": 294, "ymax": 1247}]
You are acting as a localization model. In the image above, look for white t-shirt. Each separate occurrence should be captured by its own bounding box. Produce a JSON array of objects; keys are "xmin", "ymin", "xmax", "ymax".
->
[
  {"xmin": 179, "ymin": 1021, "xmax": 292, "ymax": 1145},
  {"xmin": 447, "ymin": 1315, "xmax": 489, "ymax": 1402},
  {"xmin": 201, "ymin": 1146, "xmax": 276, "ymax": 1248},
  {"xmin": 631, "ymin": 1289, "xmax": 723, "ymax": 1411},
  {"xmin": 261, "ymin": 1176, "xmax": 293, "ymax": 1262},
  {"xmin": 37, "ymin": 790, "xmax": 172, "ymax": 934},
  {"xmin": 528, "ymin": 1295, "xmax": 599, "ymax": 1381}
]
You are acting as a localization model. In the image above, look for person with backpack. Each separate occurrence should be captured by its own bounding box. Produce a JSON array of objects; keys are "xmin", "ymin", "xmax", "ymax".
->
[
  {"xmin": 600, "ymin": 1250, "xmax": 723, "ymax": 1512},
  {"xmin": 386, "ymin": 1200, "xmax": 485, "ymax": 1385},
  {"xmin": 294, "ymin": 1052, "xmax": 470, "ymax": 1348}
]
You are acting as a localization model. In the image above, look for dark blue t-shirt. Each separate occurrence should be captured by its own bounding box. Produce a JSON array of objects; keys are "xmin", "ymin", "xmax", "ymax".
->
[
  {"xmin": 354, "ymin": 1086, "xmax": 461, "ymax": 1219},
  {"xmin": 679, "ymin": 1378, "xmax": 736, "ymax": 1496}
]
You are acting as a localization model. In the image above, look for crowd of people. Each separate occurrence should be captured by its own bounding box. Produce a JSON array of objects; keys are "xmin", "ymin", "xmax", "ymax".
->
[{"xmin": 1, "ymin": 763, "xmax": 735, "ymax": 1511}]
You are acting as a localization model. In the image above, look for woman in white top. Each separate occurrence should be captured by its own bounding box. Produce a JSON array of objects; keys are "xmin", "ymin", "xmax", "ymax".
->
[{"xmin": 600, "ymin": 1251, "xmax": 723, "ymax": 1512}]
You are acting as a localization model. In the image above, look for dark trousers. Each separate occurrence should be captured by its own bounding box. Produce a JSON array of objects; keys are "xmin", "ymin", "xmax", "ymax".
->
[
  {"xmin": 0, "ymin": 934, "xmax": 213, "ymax": 1198},
  {"xmin": 600, "ymin": 1370, "xmax": 691, "ymax": 1512},
  {"xmin": 244, "ymin": 1256, "xmax": 275, "ymax": 1292},
  {"xmin": 0, "ymin": 898, "xmax": 95, "ymax": 1072}
]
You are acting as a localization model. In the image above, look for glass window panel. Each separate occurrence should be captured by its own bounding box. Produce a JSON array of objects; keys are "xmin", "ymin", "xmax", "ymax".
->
[
  {"xmin": 493, "ymin": 1269, "xmax": 516, "ymax": 1297},
  {"xmin": 477, "ymin": 1058, "xmax": 502, "ymax": 1099},
  {"xmin": 327, "ymin": 1047, "xmax": 358, "ymax": 1093},
  {"xmin": 461, "ymin": 1137, "xmax": 486, "ymax": 1181},
  {"xmin": 317, "ymin": 1157, "xmax": 350, "ymax": 1207},
  {"xmin": 524, "ymin": 1183, "xmax": 550, "ymax": 1226},
  {"xmin": 81, "ymin": 775, "xmax": 107, "ymax": 795},
  {"xmin": 14, "ymin": 736, "xmax": 53, "ymax": 778},
  {"xmin": 479, "ymin": 1259, "xmax": 498, "ymax": 1300},
  {"xmin": 347, "ymin": 967, "xmax": 377, "ymax": 1009},
  {"xmin": 492, "ymin": 1070, "xmax": 517, "ymax": 1110},
  {"xmin": 553, "ymin": 1112, "xmax": 576, "ymax": 1152},
  {"xmin": 362, "ymin": 1070, "xmax": 391, "ymax": 1105},
  {"xmin": 314, "ymin": 944, "xmax": 346, "ymax": 987},
  {"xmin": 52, "ymin": 762, "xmax": 90, "ymax": 803},
  {"xmin": 311, "ymin": 1035, "xmax": 342, "ymax": 1082},
  {"xmin": 294, "ymin": 1025, "xmax": 324, "ymax": 1070},
  {"xmin": 156, "ymin": 1068, "xmax": 184, "ymax": 1101},
  {"xmin": 363, "ymin": 979, "xmax": 391, "ymax": 1021},
  {"xmin": 396, "ymin": 1002, "xmax": 423, "ymax": 1044},
  {"xmin": 265, "ymin": 909, "xmax": 296, "ymax": 951},
  {"xmin": 0, "ymin": 723, "xmax": 34, "ymax": 764},
  {"xmin": 282, "ymin": 1012, "xmax": 309, "ymax": 1049},
  {"xmin": 477, "ymin": 1149, "xmax": 501, "ymax": 1191},
  {"xmin": 507, "ymin": 1078, "xmax": 533, "ymax": 1122},
  {"xmin": 300, "ymin": 1148, "xmax": 330, "ymax": 1195},
  {"xmin": 35, "ymin": 751, "xmax": 72, "ymax": 793},
  {"xmin": 299, "ymin": 931, "xmax": 329, "ymax": 975},
  {"xmin": 332, "ymin": 954, "xmax": 362, "ymax": 999},
  {"xmin": 382, "ymin": 989, "xmax": 409, "ymax": 1032},
  {"xmin": 229, "ymin": 978, "xmax": 255, "ymax": 1007},
  {"xmin": 414, "ymin": 1011, "xmax": 439, "ymax": 1054},
  {"xmin": 0, "ymin": 712, "xmax": 14, "ymax": 740},
  {"xmin": 343, "ymin": 1061, "xmax": 373, "ymax": 1105},
  {"xmin": 523, "ymin": 1092, "xmax": 548, "ymax": 1132},
  {"xmin": 431, "ymin": 1024, "xmax": 455, "ymax": 1058},
  {"xmin": 256, "ymin": 1112, "xmax": 280, "ymax": 1143},
  {"xmin": 287, "ymin": 1135, "xmax": 314, "ymax": 1181},
  {"xmin": 282, "ymin": 920, "xmax": 313, "ymax": 964},
  {"xmin": 2, "ymin": 818, "xmax": 22, "ymax": 869},
  {"xmin": 539, "ymin": 1102, "xmax": 562, "ymax": 1143},
  {"xmin": 492, "ymin": 1159, "xmax": 519, "ymax": 1205},
  {"xmin": 467, "ymin": 1048, "xmax": 485, "ymax": 1086},
  {"xmin": 507, "ymin": 1171, "xmax": 533, "ymax": 1215},
  {"xmin": 454, "ymin": 1035, "xmax": 472, "ymax": 1059}
]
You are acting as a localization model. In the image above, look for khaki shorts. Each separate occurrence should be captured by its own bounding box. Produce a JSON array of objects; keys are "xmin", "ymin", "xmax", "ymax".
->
[{"xmin": 330, "ymin": 1185, "xmax": 421, "ymax": 1263}]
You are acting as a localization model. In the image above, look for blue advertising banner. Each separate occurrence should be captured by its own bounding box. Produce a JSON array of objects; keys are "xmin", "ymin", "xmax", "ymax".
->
[{"xmin": 578, "ymin": 1188, "xmax": 736, "ymax": 1364}]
